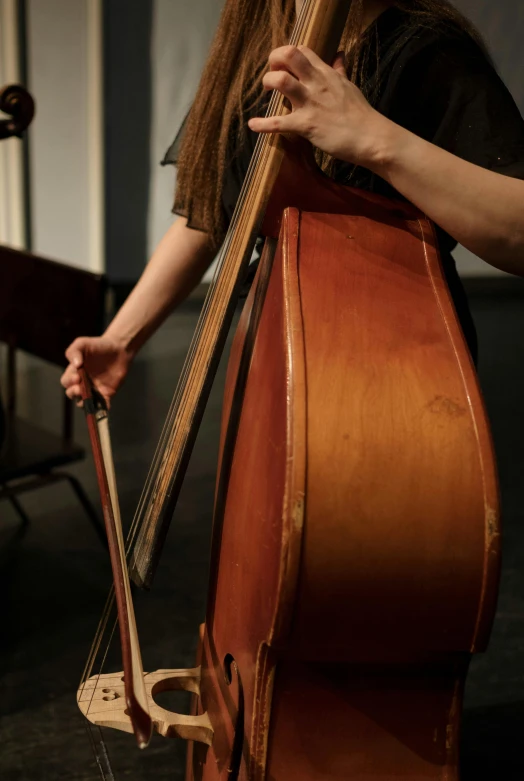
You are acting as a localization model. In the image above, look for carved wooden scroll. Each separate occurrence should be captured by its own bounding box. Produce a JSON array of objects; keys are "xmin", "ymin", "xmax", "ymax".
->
[{"xmin": 0, "ymin": 84, "xmax": 35, "ymax": 140}]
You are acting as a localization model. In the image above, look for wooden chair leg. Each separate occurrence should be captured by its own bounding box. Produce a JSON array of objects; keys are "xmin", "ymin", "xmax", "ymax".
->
[{"xmin": 65, "ymin": 474, "xmax": 107, "ymax": 547}]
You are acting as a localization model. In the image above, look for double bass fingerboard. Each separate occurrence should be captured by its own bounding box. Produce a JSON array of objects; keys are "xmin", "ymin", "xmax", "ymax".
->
[{"xmin": 128, "ymin": 0, "xmax": 353, "ymax": 589}]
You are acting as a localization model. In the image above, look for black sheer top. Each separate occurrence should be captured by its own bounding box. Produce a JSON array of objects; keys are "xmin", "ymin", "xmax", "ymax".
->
[{"xmin": 163, "ymin": 8, "xmax": 524, "ymax": 360}]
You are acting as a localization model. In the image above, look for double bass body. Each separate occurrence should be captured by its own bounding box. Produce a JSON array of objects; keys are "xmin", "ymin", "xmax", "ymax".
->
[{"xmin": 186, "ymin": 156, "xmax": 501, "ymax": 780}]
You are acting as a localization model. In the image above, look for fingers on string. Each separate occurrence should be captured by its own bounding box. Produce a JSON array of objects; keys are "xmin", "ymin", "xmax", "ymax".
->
[
  {"xmin": 332, "ymin": 51, "xmax": 347, "ymax": 76},
  {"xmin": 268, "ymin": 45, "xmax": 317, "ymax": 82},
  {"xmin": 248, "ymin": 113, "xmax": 301, "ymax": 136},
  {"xmin": 262, "ymin": 70, "xmax": 307, "ymax": 106}
]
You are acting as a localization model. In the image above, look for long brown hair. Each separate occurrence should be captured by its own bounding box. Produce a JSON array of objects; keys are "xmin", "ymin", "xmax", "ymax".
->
[{"xmin": 174, "ymin": 0, "xmax": 485, "ymax": 248}]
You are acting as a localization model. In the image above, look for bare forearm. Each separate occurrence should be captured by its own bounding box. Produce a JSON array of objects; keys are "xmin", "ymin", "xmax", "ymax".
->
[
  {"xmin": 105, "ymin": 218, "xmax": 214, "ymax": 354},
  {"xmin": 370, "ymin": 120, "xmax": 524, "ymax": 276}
]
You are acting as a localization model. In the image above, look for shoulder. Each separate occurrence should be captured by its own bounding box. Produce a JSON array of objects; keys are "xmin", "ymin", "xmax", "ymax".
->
[
  {"xmin": 379, "ymin": 12, "xmax": 524, "ymax": 175},
  {"xmin": 379, "ymin": 11, "xmax": 519, "ymax": 119},
  {"xmin": 384, "ymin": 12, "xmax": 493, "ymax": 83}
]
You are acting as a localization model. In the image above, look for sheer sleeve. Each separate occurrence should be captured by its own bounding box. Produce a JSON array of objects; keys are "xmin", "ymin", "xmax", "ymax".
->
[
  {"xmin": 161, "ymin": 113, "xmax": 209, "ymax": 232},
  {"xmin": 386, "ymin": 29, "xmax": 524, "ymax": 179},
  {"xmin": 161, "ymin": 114, "xmax": 187, "ymax": 168},
  {"xmin": 161, "ymin": 101, "xmax": 262, "ymax": 237}
]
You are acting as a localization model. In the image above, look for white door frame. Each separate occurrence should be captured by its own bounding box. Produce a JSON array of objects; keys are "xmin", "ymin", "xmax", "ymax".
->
[
  {"xmin": 0, "ymin": 0, "xmax": 26, "ymax": 249},
  {"xmin": 86, "ymin": 0, "xmax": 104, "ymax": 274}
]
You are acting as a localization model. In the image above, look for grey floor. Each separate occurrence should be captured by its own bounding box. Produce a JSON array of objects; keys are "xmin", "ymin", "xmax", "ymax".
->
[{"xmin": 0, "ymin": 289, "xmax": 523, "ymax": 780}]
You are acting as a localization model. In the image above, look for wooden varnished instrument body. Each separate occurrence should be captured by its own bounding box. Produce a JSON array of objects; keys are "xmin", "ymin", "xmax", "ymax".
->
[{"xmin": 185, "ymin": 150, "xmax": 501, "ymax": 781}]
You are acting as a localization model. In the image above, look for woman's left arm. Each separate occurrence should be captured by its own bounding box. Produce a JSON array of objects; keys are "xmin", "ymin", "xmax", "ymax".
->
[
  {"xmin": 249, "ymin": 45, "xmax": 524, "ymax": 276},
  {"xmin": 368, "ymin": 123, "xmax": 524, "ymax": 276}
]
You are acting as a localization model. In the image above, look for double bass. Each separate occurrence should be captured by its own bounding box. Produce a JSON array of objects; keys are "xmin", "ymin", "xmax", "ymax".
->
[{"xmin": 78, "ymin": 1, "xmax": 501, "ymax": 778}]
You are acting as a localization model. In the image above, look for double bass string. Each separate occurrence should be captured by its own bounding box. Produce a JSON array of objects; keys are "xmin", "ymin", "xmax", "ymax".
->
[
  {"xmin": 130, "ymin": 83, "xmax": 286, "ymax": 524},
  {"xmin": 127, "ymin": 0, "xmax": 315, "ymax": 556},
  {"xmin": 82, "ymin": 0, "xmax": 314, "ymax": 684},
  {"xmin": 129, "ymin": 116, "xmax": 286, "ymax": 544},
  {"xmin": 80, "ymin": 2, "xmax": 316, "ymax": 767},
  {"xmin": 95, "ymin": 0, "xmax": 313, "ymax": 664},
  {"xmin": 169, "ymin": 0, "xmax": 315, "ymax": 400}
]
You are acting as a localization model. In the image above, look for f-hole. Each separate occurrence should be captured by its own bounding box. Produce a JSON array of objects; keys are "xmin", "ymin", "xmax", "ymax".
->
[{"xmin": 224, "ymin": 654, "xmax": 244, "ymax": 781}]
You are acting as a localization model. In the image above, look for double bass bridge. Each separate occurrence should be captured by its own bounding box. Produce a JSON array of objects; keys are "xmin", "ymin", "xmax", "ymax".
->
[{"xmin": 78, "ymin": 667, "xmax": 213, "ymax": 745}]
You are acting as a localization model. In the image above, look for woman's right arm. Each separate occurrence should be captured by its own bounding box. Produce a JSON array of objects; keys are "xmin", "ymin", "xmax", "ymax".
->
[{"xmin": 61, "ymin": 217, "xmax": 215, "ymax": 404}]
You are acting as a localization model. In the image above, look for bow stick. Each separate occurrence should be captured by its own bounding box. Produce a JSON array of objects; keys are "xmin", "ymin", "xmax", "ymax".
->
[
  {"xmin": 76, "ymin": 372, "xmax": 212, "ymax": 765},
  {"xmin": 76, "ymin": 369, "xmax": 153, "ymax": 749}
]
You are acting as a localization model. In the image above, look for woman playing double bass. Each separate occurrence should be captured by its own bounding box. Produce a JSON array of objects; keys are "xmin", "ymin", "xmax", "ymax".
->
[
  {"xmin": 61, "ymin": 0, "xmax": 524, "ymax": 402},
  {"xmin": 70, "ymin": 3, "xmax": 523, "ymax": 778}
]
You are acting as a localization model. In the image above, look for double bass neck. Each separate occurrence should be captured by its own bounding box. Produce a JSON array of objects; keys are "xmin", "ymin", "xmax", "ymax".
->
[{"xmin": 129, "ymin": 0, "xmax": 352, "ymax": 589}]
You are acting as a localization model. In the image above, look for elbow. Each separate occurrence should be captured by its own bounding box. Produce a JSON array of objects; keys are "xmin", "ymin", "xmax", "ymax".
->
[
  {"xmin": 477, "ymin": 226, "xmax": 524, "ymax": 278},
  {"xmin": 498, "ymin": 226, "xmax": 524, "ymax": 276},
  {"xmin": 507, "ymin": 226, "xmax": 524, "ymax": 275}
]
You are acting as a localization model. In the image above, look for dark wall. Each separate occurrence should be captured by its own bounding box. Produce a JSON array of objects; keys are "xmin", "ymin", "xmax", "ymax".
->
[{"xmin": 104, "ymin": 0, "xmax": 153, "ymax": 282}]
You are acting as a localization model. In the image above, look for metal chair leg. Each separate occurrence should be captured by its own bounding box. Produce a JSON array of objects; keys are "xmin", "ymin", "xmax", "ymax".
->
[
  {"xmin": 65, "ymin": 474, "xmax": 107, "ymax": 547},
  {"xmin": 7, "ymin": 493, "xmax": 31, "ymax": 528}
]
